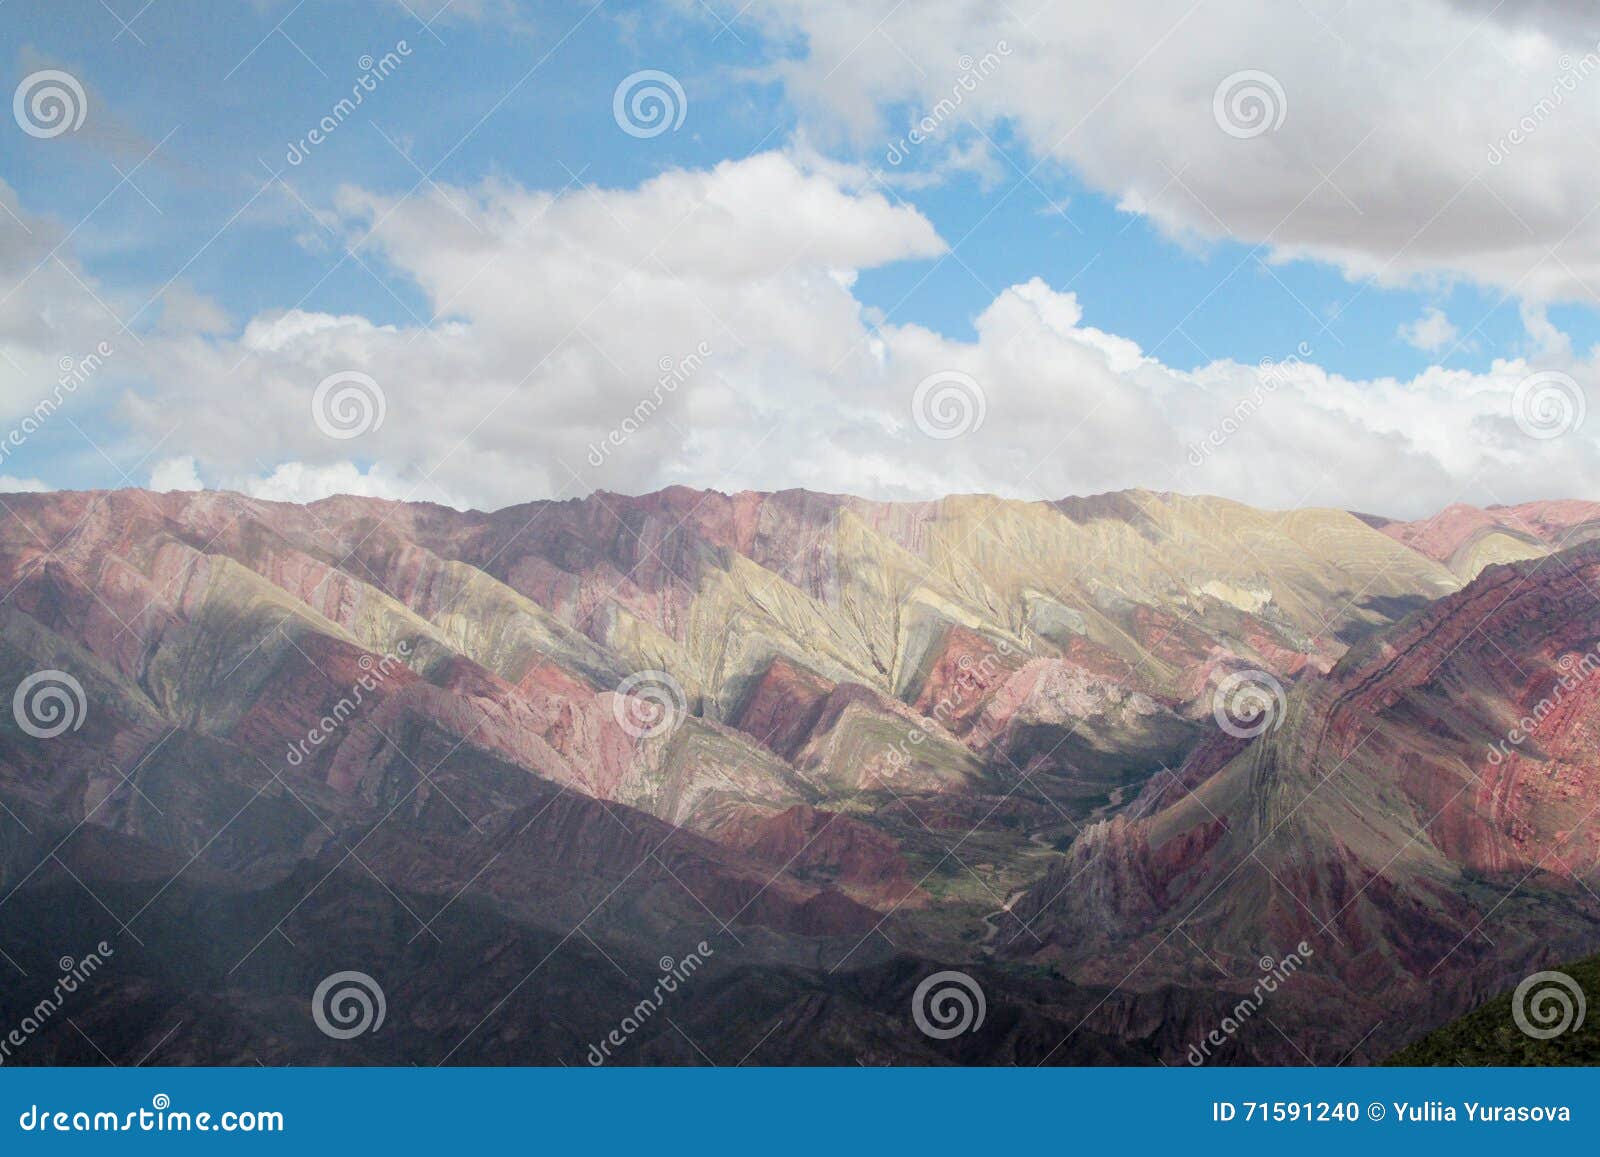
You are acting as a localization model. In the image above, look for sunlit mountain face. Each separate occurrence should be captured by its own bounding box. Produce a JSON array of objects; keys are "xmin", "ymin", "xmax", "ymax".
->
[{"xmin": 0, "ymin": 485, "xmax": 1596, "ymax": 1064}]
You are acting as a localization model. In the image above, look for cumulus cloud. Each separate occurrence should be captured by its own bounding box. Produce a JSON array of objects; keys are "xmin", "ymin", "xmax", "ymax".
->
[
  {"xmin": 115, "ymin": 151, "xmax": 947, "ymax": 509},
  {"xmin": 722, "ymin": 0, "xmax": 1600, "ymax": 302},
  {"xmin": 0, "ymin": 180, "xmax": 136, "ymax": 484},
  {"xmin": 0, "ymin": 476, "xmax": 52, "ymax": 494},
  {"xmin": 233, "ymin": 461, "xmax": 417, "ymax": 504},
  {"xmin": 1399, "ymin": 307, "xmax": 1459, "ymax": 353},
  {"xmin": 0, "ymin": 182, "xmax": 123, "ymax": 404},
  {"xmin": 5, "ymin": 151, "xmax": 1598, "ymax": 518},
  {"xmin": 148, "ymin": 455, "xmax": 202, "ymax": 492}
]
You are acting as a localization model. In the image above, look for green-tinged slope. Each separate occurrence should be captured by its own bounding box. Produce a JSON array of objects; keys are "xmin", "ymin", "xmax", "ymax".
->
[{"xmin": 1389, "ymin": 954, "xmax": 1600, "ymax": 1065}]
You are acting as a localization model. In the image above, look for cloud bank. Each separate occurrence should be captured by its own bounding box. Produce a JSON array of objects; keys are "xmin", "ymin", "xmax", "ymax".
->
[
  {"xmin": 726, "ymin": 0, "xmax": 1600, "ymax": 302},
  {"xmin": 3, "ymin": 146, "xmax": 1596, "ymax": 518}
]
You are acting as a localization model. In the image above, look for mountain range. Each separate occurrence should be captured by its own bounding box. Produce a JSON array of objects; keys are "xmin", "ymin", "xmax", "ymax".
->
[{"xmin": 0, "ymin": 485, "xmax": 1596, "ymax": 1064}]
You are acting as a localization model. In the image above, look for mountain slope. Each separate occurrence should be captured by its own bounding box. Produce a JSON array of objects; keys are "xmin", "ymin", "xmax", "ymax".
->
[
  {"xmin": 1368, "ymin": 498, "xmax": 1600, "ymax": 580},
  {"xmin": 0, "ymin": 484, "xmax": 1584, "ymax": 1065},
  {"xmin": 1388, "ymin": 951, "xmax": 1600, "ymax": 1065},
  {"xmin": 1005, "ymin": 538, "xmax": 1600, "ymax": 1062},
  {"xmin": 0, "ymin": 486, "xmax": 1463, "ymax": 821}
]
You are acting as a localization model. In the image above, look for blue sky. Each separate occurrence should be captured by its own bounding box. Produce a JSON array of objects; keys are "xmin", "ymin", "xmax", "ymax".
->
[{"xmin": 3, "ymin": 0, "xmax": 1599, "ymax": 515}]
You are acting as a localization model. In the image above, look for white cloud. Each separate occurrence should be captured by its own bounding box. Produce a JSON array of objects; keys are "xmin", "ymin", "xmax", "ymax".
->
[
  {"xmin": 723, "ymin": 0, "xmax": 1600, "ymax": 302},
  {"xmin": 148, "ymin": 455, "xmax": 203, "ymax": 492},
  {"xmin": 232, "ymin": 461, "xmax": 419, "ymax": 505},
  {"xmin": 1521, "ymin": 301, "xmax": 1573, "ymax": 360},
  {"xmin": 1398, "ymin": 307, "xmax": 1459, "ymax": 353},
  {"xmin": 0, "ymin": 181, "xmax": 128, "ymax": 427},
  {"xmin": 0, "ymin": 476, "xmax": 52, "ymax": 494},
  {"xmin": 6, "ymin": 152, "xmax": 1598, "ymax": 519},
  {"xmin": 116, "ymin": 151, "xmax": 948, "ymax": 510}
]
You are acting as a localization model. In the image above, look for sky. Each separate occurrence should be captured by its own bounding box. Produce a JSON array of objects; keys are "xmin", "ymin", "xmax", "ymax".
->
[{"xmin": 2, "ymin": 0, "xmax": 1599, "ymax": 517}]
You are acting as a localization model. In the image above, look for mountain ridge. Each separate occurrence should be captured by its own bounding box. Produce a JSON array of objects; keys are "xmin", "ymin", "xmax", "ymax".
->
[
  {"xmin": 1, "ymin": 485, "xmax": 1597, "ymax": 1063},
  {"xmin": 19, "ymin": 481, "xmax": 1587, "ymax": 521}
]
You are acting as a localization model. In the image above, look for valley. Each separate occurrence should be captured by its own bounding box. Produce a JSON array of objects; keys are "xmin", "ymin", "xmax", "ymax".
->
[{"xmin": 0, "ymin": 485, "xmax": 1596, "ymax": 1064}]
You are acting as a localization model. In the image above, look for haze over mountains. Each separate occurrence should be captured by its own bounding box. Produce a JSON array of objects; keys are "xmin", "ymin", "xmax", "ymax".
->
[{"xmin": 0, "ymin": 484, "xmax": 1596, "ymax": 1064}]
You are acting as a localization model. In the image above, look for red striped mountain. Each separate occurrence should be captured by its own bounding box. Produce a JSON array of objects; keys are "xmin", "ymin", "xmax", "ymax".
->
[
  {"xmin": 1365, "ymin": 498, "xmax": 1600, "ymax": 579},
  {"xmin": 0, "ymin": 485, "xmax": 1584, "ymax": 1065},
  {"xmin": 0, "ymin": 486, "xmax": 1459, "ymax": 830},
  {"xmin": 1003, "ymin": 538, "xmax": 1600, "ymax": 1062}
]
